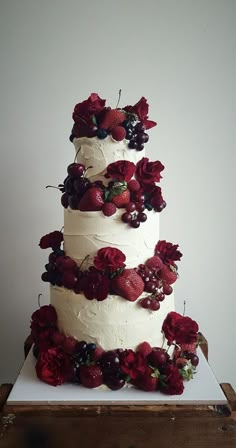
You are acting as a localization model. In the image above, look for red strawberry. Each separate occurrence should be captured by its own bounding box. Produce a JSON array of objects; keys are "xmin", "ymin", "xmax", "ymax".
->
[
  {"xmin": 79, "ymin": 364, "xmax": 103, "ymax": 388},
  {"xmin": 111, "ymin": 126, "xmax": 126, "ymax": 141},
  {"xmin": 134, "ymin": 367, "xmax": 158, "ymax": 392},
  {"xmin": 136, "ymin": 341, "xmax": 152, "ymax": 357},
  {"xmin": 79, "ymin": 187, "xmax": 104, "ymax": 211},
  {"xmin": 62, "ymin": 336, "xmax": 78, "ymax": 355},
  {"xmin": 100, "ymin": 109, "xmax": 126, "ymax": 130},
  {"xmin": 112, "ymin": 189, "xmax": 130, "ymax": 208},
  {"xmin": 146, "ymin": 256, "xmax": 163, "ymax": 272},
  {"xmin": 111, "ymin": 268, "xmax": 144, "ymax": 301},
  {"xmin": 159, "ymin": 264, "xmax": 177, "ymax": 285},
  {"xmin": 102, "ymin": 202, "xmax": 117, "ymax": 216}
]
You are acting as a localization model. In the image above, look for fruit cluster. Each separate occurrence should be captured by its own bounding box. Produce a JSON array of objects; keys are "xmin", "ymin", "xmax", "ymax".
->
[
  {"xmin": 31, "ymin": 305, "xmax": 199, "ymax": 392},
  {"xmin": 70, "ymin": 93, "xmax": 157, "ymax": 150}
]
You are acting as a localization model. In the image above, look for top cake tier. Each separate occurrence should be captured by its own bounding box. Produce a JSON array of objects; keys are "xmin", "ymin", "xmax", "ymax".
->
[{"xmin": 73, "ymin": 136, "xmax": 145, "ymax": 182}]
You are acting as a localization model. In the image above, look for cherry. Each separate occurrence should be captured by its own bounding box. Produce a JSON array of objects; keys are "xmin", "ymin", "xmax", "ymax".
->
[
  {"xmin": 67, "ymin": 163, "xmax": 85, "ymax": 177},
  {"xmin": 145, "ymin": 282, "xmax": 156, "ymax": 293},
  {"xmin": 131, "ymin": 219, "xmax": 140, "ymax": 228},
  {"xmin": 149, "ymin": 300, "xmax": 160, "ymax": 311},
  {"xmin": 122, "ymin": 212, "xmax": 132, "ymax": 223},
  {"xmin": 157, "ymin": 292, "xmax": 165, "ymax": 302},
  {"xmin": 148, "ymin": 348, "xmax": 169, "ymax": 367},
  {"xmin": 138, "ymin": 212, "xmax": 147, "ymax": 222},
  {"xmin": 61, "ymin": 192, "xmax": 69, "ymax": 208},
  {"xmin": 162, "ymin": 285, "xmax": 173, "ymax": 295},
  {"xmin": 56, "ymin": 256, "xmax": 77, "ymax": 272},
  {"xmin": 105, "ymin": 376, "xmax": 125, "ymax": 391},
  {"xmin": 126, "ymin": 202, "xmax": 136, "ymax": 213},
  {"xmin": 139, "ymin": 297, "xmax": 151, "ymax": 309},
  {"xmin": 62, "ymin": 271, "xmax": 78, "ymax": 289}
]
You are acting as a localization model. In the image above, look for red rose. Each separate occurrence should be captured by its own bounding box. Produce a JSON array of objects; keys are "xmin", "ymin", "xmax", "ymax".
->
[
  {"xmin": 155, "ymin": 240, "xmax": 183, "ymax": 265},
  {"xmin": 36, "ymin": 347, "xmax": 73, "ymax": 386},
  {"xmin": 124, "ymin": 97, "xmax": 157, "ymax": 130},
  {"xmin": 162, "ymin": 312, "xmax": 183, "ymax": 344},
  {"xmin": 161, "ymin": 364, "xmax": 184, "ymax": 395},
  {"xmin": 30, "ymin": 305, "xmax": 58, "ymax": 349},
  {"xmin": 106, "ymin": 161, "xmax": 135, "ymax": 182},
  {"xmin": 120, "ymin": 350, "xmax": 146, "ymax": 380},
  {"xmin": 175, "ymin": 316, "xmax": 199, "ymax": 345},
  {"xmin": 73, "ymin": 93, "xmax": 106, "ymax": 123},
  {"xmin": 39, "ymin": 231, "xmax": 63, "ymax": 250},
  {"xmin": 94, "ymin": 247, "xmax": 126, "ymax": 274},
  {"xmin": 80, "ymin": 270, "xmax": 110, "ymax": 301},
  {"xmin": 136, "ymin": 157, "xmax": 164, "ymax": 185}
]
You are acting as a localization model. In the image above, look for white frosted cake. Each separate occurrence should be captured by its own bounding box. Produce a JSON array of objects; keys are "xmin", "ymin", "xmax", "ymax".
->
[{"xmin": 30, "ymin": 94, "xmax": 199, "ymax": 393}]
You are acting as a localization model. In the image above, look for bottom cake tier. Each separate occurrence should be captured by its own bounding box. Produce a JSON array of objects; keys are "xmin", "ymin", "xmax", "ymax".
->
[{"xmin": 50, "ymin": 285, "xmax": 175, "ymax": 350}]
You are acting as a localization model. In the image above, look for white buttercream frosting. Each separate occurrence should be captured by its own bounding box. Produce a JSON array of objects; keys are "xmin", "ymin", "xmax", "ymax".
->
[
  {"xmin": 50, "ymin": 285, "xmax": 174, "ymax": 350},
  {"xmin": 73, "ymin": 136, "xmax": 144, "ymax": 181},
  {"xmin": 63, "ymin": 208, "xmax": 159, "ymax": 268}
]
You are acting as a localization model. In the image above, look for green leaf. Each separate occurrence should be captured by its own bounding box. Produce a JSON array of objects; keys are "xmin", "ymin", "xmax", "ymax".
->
[{"xmin": 91, "ymin": 115, "xmax": 97, "ymax": 125}]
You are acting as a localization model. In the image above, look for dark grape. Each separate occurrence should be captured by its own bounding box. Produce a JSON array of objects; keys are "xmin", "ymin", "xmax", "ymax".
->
[
  {"xmin": 105, "ymin": 376, "xmax": 125, "ymax": 390},
  {"xmin": 138, "ymin": 212, "xmax": 147, "ymax": 222},
  {"xmin": 130, "ymin": 219, "xmax": 140, "ymax": 228},
  {"xmin": 128, "ymin": 140, "xmax": 138, "ymax": 149},
  {"xmin": 122, "ymin": 212, "xmax": 132, "ymax": 223},
  {"xmin": 97, "ymin": 128, "xmax": 108, "ymax": 139},
  {"xmin": 64, "ymin": 177, "xmax": 75, "ymax": 195}
]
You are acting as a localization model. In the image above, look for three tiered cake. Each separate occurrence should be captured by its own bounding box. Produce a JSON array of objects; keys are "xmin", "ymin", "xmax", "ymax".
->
[{"xmin": 30, "ymin": 93, "xmax": 199, "ymax": 393}]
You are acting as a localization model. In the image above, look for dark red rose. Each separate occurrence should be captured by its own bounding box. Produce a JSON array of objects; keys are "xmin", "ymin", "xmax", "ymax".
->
[
  {"xmin": 175, "ymin": 316, "xmax": 199, "ymax": 345},
  {"xmin": 106, "ymin": 161, "xmax": 136, "ymax": 182},
  {"xmin": 36, "ymin": 347, "xmax": 73, "ymax": 386},
  {"xmin": 155, "ymin": 240, "xmax": 183, "ymax": 265},
  {"xmin": 120, "ymin": 350, "xmax": 146, "ymax": 380},
  {"xmin": 39, "ymin": 231, "xmax": 63, "ymax": 250},
  {"xmin": 80, "ymin": 270, "xmax": 110, "ymax": 301},
  {"xmin": 73, "ymin": 93, "xmax": 106, "ymax": 123},
  {"xmin": 148, "ymin": 185, "xmax": 165, "ymax": 211},
  {"xmin": 136, "ymin": 157, "xmax": 164, "ymax": 185},
  {"xmin": 161, "ymin": 363, "xmax": 184, "ymax": 395},
  {"xmin": 30, "ymin": 305, "xmax": 58, "ymax": 349},
  {"xmin": 124, "ymin": 97, "xmax": 157, "ymax": 130},
  {"xmin": 94, "ymin": 247, "xmax": 126, "ymax": 274},
  {"xmin": 162, "ymin": 312, "xmax": 183, "ymax": 344}
]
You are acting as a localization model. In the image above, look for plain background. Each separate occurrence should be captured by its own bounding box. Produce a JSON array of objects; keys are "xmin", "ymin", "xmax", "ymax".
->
[{"xmin": 0, "ymin": 0, "xmax": 235, "ymax": 390}]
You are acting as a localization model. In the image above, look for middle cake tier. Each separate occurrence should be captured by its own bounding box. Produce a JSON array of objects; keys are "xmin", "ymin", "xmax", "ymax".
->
[{"xmin": 63, "ymin": 208, "xmax": 159, "ymax": 268}]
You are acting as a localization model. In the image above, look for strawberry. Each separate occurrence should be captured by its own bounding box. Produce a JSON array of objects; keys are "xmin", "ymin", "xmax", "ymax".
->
[
  {"xmin": 112, "ymin": 189, "xmax": 130, "ymax": 208},
  {"xmin": 99, "ymin": 109, "xmax": 126, "ymax": 130},
  {"xmin": 102, "ymin": 202, "xmax": 117, "ymax": 216},
  {"xmin": 79, "ymin": 187, "xmax": 104, "ymax": 211},
  {"xmin": 62, "ymin": 336, "xmax": 78, "ymax": 355},
  {"xmin": 136, "ymin": 341, "xmax": 152, "ymax": 357},
  {"xmin": 158, "ymin": 264, "xmax": 177, "ymax": 285},
  {"xmin": 134, "ymin": 367, "xmax": 158, "ymax": 392},
  {"xmin": 111, "ymin": 126, "xmax": 126, "ymax": 141},
  {"xmin": 79, "ymin": 364, "xmax": 103, "ymax": 388},
  {"xmin": 146, "ymin": 256, "xmax": 163, "ymax": 272},
  {"xmin": 111, "ymin": 268, "xmax": 144, "ymax": 301}
]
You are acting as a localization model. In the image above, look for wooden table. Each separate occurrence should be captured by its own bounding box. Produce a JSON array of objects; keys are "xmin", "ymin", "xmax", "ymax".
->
[{"xmin": 1, "ymin": 335, "xmax": 236, "ymax": 448}]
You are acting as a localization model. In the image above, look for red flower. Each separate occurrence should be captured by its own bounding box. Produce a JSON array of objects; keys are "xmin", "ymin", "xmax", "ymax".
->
[
  {"xmin": 136, "ymin": 157, "xmax": 164, "ymax": 185},
  {"xmin": 155, "ymin": 240, "xmax": 183, "ymax": 265},
  {"xmin": 124, "ymin": 97, "xmax": 157, "ymax": 130},
  {"xmin": 161, "ymin": 364, "xmax": 184, "ymax": 395},
  {"xmin": 106, "ymin": 161, "xmax": 135, "ymax": 182},
  {"xmin": 30, "ymin": 305, "xmax": 58, "ymax": 350},
  {"xmin": 162, "ymin": 312, "xmax": 183, "ymax": 344},
  {"xmin": 120, "ymin": 350, "xmax": 146, "ymax": 380},
  {"xmin": 175, "ymin": 317, "xmax": 199, "ymax": 345},
  {"xmin": 39, "ymin": 231, "xmax": 63, "ymax": 250},
  {"xmin": 80, "ymin": 269, "xmax": 110, "ymax": 301},
  {"xmin": 162, "ymin": 312, "xmax": 199, "ymax": 346},
  {"xmin": 36, "ymin": 347, "xmax": 73, "ymax": 386},
  {"xmin": 73, "ymin": 93, "xmax": 106, "ymax": 123},
  {"xmin": 94, "ymin": 247, "xmax": 126, "ymax": 274}
]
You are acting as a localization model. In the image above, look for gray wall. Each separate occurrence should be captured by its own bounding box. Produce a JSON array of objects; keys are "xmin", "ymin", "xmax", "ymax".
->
[{"xmin": 0, "ymin": 0, "xmax": 235, "ymax": 389}]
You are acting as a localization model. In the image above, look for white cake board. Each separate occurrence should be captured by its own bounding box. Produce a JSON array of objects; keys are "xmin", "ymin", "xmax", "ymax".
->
[{"xmin": 7, "ymin": 348, "xmax": 227, "ymax": 406}]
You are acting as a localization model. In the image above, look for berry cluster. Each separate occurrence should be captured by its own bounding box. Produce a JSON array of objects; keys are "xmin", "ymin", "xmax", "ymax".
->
[
  {"xmin": 136, "ymin": 260, "xmax": 174, "ymax": 311},
  {"xmin": 121, "ymin": 182, "xmax": 147, "ymax": 228},
  {"xmin": 32, "ymin": 305, "xmax": 199, "ymax": 392},
  {"xmin": 61, "ymin": 162, "xmax": 92, "ymax": 209},
  {"xmin": 123, "ymin": 120, "xmax": 149, "ymax": 151}
]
